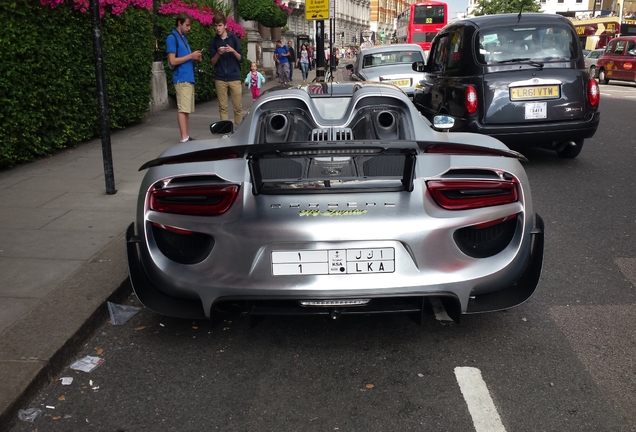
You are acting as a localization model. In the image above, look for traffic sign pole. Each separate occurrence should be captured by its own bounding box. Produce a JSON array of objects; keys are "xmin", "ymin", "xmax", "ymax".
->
[{"xmin": 306, "ymin": 0, "xmax": 330, "ymax": 81}]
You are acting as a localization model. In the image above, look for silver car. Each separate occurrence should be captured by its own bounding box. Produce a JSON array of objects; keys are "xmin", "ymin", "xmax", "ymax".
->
[
  {"xmin": 584, "ymin": 48, "xmax": 604, "ymax": 78},
  {"xmin": 126, "ymin": 82, "xmax": 544, "ymax": 323},
  {"xmin": 345, "ymin": 44, "xmax": 426, "ymax": 100}
]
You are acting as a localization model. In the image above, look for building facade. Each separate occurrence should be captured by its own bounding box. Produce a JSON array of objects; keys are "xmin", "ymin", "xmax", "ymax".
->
[{"xmin": 284, "ymin": 0, "xmax": 372, "ymax": 47}]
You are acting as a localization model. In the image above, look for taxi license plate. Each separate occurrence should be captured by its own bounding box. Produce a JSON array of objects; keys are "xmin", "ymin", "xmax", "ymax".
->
[
  {"xmin": 384, "ymin": 79, "xmax": 411, "ymax": 87},
  {"xmin": 525, "ymin": 102, "xmax": 547, "ymax": 119},
  {"xmin": 510, "ymin": 85, "xmax": 560, "ymax": 101},
  {"xmin": 271, "ymin": 248, "xmax": 395, "ymax": 276}
]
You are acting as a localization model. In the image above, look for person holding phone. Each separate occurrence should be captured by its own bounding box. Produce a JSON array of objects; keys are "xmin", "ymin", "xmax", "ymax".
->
[
  {"xmin": 166, "ymin": 12, "xmax": 202, "ymax": 143},
  {"xmin": 209, "ymin": 13, "xmax": 243, "ymax": 127}
]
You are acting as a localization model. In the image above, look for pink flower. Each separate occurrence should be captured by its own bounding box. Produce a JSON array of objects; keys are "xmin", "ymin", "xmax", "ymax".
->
[
  {"xmin": 36, "ymin": 0, "xmax": 245, "ymax": 36},
  {"xmin": 38, "ymin": 0, "xmax": 151, "ymax": 16},
  {"xmin": 158, "ymin": 0, "xmax": 245, "ymax": 37}
]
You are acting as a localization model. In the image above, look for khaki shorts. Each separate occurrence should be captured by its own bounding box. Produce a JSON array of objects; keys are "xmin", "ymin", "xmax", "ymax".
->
[{"xmin": 175, "ymin": 82, "xmax": 195, "ymax": 113}]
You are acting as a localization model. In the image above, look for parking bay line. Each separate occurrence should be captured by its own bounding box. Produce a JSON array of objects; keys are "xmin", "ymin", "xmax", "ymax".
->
[{"xmin": 454, "ymin": 367, "xmax": 507, "ymax": 432}]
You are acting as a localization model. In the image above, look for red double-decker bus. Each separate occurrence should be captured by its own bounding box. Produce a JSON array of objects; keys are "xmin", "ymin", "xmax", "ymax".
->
[{"xmin": 396, "ymin": 1, "xmax": 448, "ymax": 52}]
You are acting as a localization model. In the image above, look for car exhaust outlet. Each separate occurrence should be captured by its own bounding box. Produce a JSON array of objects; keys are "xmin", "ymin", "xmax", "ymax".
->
[
  {"xmin": 330, "ymin": 308, "xmax": 341, "ymax": 320},
  {"xmin": 373, "ymin": 111, "xmax": 399, "ymax": 140},
  {"xmin": 269, "ymin": 114, "xmax": 288, "ymax": 133},
  {"xmin": 265, "ymin": 113, "xmax": 290, "ymax": 142},
  {"xmin": 376, "ymin": 111, "xmax": 397, "ymax": 131},
  {"xmin": 555, "ymin": 141, "xmax": 576, "ymax": 151}
]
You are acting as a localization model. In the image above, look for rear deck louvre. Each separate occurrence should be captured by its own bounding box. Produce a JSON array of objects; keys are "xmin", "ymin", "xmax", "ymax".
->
[{"xmin": 311, "ymin": 128, "xmax": 353, "ymax": 142}]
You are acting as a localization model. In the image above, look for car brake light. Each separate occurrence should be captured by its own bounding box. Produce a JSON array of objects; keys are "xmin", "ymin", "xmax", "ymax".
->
[
  {"xmin": 149, "ymin": 185, "xmax": 239, "ymax": 216},
  {"xmin": 465, "ymin": 85, "xmax": 478, "ymax": 114},
  {"xmin": 471, "ymin": 213, "xmax": 518, "ymax": 228},
  {"xmin": 587, "ymin": 78, "xmax": 599, "ymax": 107},
  {"xmin": 427, "ymin": 180, "xmax": 518, "ymax": 210},
  {"xmin": 151, "ymin": 222, "xmax": 194, "ymax": 235}
]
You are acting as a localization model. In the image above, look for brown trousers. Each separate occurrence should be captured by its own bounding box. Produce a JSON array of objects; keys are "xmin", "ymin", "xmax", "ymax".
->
[{"xmin": 215, "ymin": 80, "xmax": 243, "ymax": 126}]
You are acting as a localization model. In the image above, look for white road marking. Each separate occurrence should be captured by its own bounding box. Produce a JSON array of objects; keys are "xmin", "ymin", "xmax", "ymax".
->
[
  {"xmin": 429, "ymin": 297, "xmax": 453, "ymax": 321},
  {"xmin": 454, "ymin": 367, "xmax": 507, "ymax": 432}
]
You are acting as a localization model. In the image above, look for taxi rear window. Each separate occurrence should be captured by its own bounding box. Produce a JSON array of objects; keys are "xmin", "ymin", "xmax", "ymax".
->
[{"xmin": 476, "ymin": 25, "xmax": 576, "ymax": 65}]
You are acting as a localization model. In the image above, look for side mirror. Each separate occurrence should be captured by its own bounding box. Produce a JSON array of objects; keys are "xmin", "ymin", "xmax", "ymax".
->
[
  {"xmin": 433, "ymin": 115, "xmax": 454, "ymax": 132},
  {"xmin": 210, "ymin": 120, "xmax": 233, "ymax": 135},
  {"xmin": 412, "ymin": 61, "xmax": 426, "ymax": 72}
]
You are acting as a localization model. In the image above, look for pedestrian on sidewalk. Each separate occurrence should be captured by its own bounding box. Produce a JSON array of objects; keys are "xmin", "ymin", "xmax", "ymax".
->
[
  {"xmin": 287, "ymin": 40, "xmax": 296, "ymax": 81},
  {"xmin": 244, "ymin": 62, "xmax": 266, "ymax": 101},
  {"xmin": 166, "ymin": 12, "xmax": 203, "ymax": 143},
  {"xmin": 308, "ymin": 46, "xmax": 314, "ymax": 71},
  {"xmin": 298, "ymin": 44, "xmax": 309, "ymax": 82},
  {"xmin": 210, "ymin": 12, "xmax": 243, "ymax": 127},
  {"xmin": 273, "ymin": 40, "xmax": 290, "ymax": 85}
]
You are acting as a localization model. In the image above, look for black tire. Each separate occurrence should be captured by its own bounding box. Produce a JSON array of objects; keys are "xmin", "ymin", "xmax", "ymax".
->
[
  {"xmin": 557, "ymin": 139, "xmax": 584, "ymax": 158},
  {"xmin": 598, "ymin": 69, "xmax": 609, "ymax": 84}
]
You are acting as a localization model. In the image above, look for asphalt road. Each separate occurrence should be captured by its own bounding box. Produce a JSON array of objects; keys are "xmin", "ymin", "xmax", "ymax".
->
[{"xmin": 10, "ymin": 83, "xmax": 636, "ymax": 432}]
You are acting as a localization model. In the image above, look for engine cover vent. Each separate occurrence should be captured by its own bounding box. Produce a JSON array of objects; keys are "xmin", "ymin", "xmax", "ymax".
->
[{"xmin": 311, "ymin": 128, "xmax": 354, "ymax": 142}]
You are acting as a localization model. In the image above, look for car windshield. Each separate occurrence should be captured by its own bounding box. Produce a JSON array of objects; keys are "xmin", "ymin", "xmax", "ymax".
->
[
  {"xmin": 363, "ymin": 51, "xmax": 424, "ymax": 68},
  {"xmin": 476, "ymin": 25, "xmax": 577, "ymax": 65}
]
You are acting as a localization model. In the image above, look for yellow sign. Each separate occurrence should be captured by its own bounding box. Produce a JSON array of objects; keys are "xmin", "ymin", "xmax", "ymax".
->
[{"xmin": 306, "ymin": 0, "xmax": 329, "ymax": 20}]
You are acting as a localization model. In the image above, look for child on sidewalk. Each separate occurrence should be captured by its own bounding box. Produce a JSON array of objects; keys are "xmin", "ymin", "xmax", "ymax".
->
[{"xmin": 244, "ymin": 62, "xmax": 266, "ymax": 101}]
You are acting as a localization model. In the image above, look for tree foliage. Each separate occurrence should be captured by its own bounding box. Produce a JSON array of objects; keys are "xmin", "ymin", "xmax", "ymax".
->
[{"xmin": 472, "ymin": 0, "xmax": 542, "ymax": 16}]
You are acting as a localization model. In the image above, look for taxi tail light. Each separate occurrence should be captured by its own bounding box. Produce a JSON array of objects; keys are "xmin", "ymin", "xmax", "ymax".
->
[
  {"xmin": 587, "ymin": 78, "xmax": 600, "ymax": 107},
  {"xmin": 427, "ymin": 180, "xmax": 518, "ymax": 210},
  {"xmin": 465, "ymin": 85, "xmax": 478, "ymax": 114},
  {"xmin": 148, "ymin": 185, "xmax": 239, "ymax": 216}
]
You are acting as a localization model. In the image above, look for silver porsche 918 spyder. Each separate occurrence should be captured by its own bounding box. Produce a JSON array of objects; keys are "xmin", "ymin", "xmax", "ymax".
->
[{"xmin": 126, "ymin": 82, "xmax": 544, "ymax": 323}]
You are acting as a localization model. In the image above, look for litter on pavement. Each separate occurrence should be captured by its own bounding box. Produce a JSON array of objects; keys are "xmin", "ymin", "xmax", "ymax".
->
[
  {"xmin": 18, "ymin": 408, "xmax": 41, "ymax": 422},
  {"xmin": 69, "ymin": 356, "xmax": 104, "ymax": 373},
  {"xmin": 107, "ymin": 301, "xmax": 141, "ymax": 325}
]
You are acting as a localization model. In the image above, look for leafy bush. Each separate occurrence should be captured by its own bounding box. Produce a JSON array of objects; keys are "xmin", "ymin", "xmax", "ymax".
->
[
  {"xmin": 0, "ymin": 0, "xmax": 251, "ymax": 168},
  {"xmin": 0, "ymin": 1, "xmax": 153, "ymax": 168}
]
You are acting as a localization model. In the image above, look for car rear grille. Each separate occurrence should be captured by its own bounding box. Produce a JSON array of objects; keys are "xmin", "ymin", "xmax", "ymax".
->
[
  {"xmin": 454, "ymin": 217, "xmax": 518, "ymax": 258},
  {"xmin": 311, "ymin": 128, "xmax": 354, "ymax": 141},
  {"xmin": 151, "ymin": 224, "xmax": 214, "ymax": 264}
]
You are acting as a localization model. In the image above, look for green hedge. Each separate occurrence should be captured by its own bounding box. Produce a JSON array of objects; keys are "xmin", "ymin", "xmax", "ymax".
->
[
  {"xmin": 0, "ymin": 2, "xmax": 249, "ymax": 168},
  {"xmin": 0, "ymin": 2, "xmax": 154, "ymax": 168}
]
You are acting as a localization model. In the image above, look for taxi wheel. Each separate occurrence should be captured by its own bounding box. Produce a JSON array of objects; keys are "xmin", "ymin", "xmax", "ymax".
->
[
  {"xmin": 557, "ymin": 139, "xmax": 584, "ymax": 159},
  {"xmin": 598, "ymin": 69, "xmax": 609, "ymax": 84}
]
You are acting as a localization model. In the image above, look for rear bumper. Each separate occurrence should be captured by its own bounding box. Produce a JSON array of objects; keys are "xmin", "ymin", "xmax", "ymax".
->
[
  {"xmin": 126, "ymin": 215, "xmax": 544, "ymax": 322},
  {"xmin": 463, "ymin": 112, "xmax": 600, "ymax": 146}
]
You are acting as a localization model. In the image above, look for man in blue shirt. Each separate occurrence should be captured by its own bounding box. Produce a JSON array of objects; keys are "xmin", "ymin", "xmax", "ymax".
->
[
  {"xmin": 273, "ymin": 40, "xmax": 290, "ymax": 85},
  {"xmin": 210, "ymin": 13, "xmax": 243, "ymax": 127},
  {"xmin": 167, "ymin": 12, "xmax": 203, "ymax": 143}
]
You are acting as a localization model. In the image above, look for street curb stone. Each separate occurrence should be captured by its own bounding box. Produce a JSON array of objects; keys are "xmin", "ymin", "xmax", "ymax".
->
[{"xmin": 0, "ymin": 234, "xmax": 131, "ymax": 430}]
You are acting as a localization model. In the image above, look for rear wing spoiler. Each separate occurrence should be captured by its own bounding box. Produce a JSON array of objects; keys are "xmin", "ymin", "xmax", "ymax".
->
[
  {"xmin": 139, "ymin": 141, "xmax": 524, "ymax": 195},
  {"xmin": 138, "ymin": 140, "xmax": 526, "ymax": 172}
]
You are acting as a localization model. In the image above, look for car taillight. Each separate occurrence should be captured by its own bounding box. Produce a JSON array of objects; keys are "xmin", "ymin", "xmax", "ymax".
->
[
  {"xmin": 465, "ymin": 85, "xmax": 478, "ymax": 114},
  {"xmin": 427, "ymin": 180, "xmax": 518, "ymax": 210},
  {"xmin": 148, "ymin": 185, "xmax": 239, "ymax": 216},
  {"xmin": 587, "ymin": 78, "xmax": 599, "ymax": 107}
]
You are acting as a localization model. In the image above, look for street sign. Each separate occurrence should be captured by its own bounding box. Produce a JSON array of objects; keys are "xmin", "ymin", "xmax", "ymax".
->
[{"xmin": 306, "ymin": 0, "xmax": 329, "ymax": 20}]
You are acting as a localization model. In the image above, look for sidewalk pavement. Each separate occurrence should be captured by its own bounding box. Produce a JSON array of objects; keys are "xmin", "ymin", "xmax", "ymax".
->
[{"xmin": 0, "ymin": 64, "xmax": 349, "ymax": 428}]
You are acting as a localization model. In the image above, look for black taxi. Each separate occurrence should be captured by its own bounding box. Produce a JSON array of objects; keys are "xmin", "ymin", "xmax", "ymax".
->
[{"xmin": 413, "ymin": 13, "xmax": 600, "ymax": 158}]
